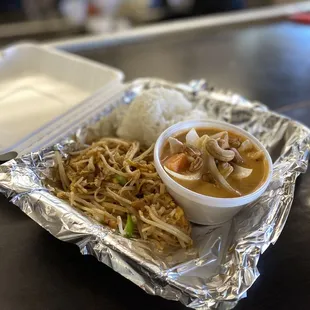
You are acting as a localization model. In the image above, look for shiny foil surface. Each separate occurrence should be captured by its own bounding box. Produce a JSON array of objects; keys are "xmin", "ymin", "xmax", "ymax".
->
[{"xmin": 1, "ymin": 78, "xmax": 310, "ymax": 310}]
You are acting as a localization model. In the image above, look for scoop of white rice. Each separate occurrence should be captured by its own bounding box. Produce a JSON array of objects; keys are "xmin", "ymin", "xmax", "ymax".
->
[
  {"xmin": 116, "ymin": 88, "xmax": 190, "ymax": 145},
  {"xmin": 116, "ymin": 87, "xmax": 208, "ymax": 146}
]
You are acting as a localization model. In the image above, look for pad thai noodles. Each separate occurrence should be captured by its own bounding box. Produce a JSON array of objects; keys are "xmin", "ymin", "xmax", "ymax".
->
[{"xmin": 53, "ymin": 137, "xmax": 192, "ymax": 250}]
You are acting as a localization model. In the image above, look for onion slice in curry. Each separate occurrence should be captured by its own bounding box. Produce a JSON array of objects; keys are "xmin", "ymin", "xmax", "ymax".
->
[
  {"xmin": 168, "ymin": 137, "xmax": 184, "ymax": 154},
  {"xmin": 164, "ymin": 165, "xmax": 202, "ymax": 181},
  {"xmin": 185, "ymin": 128, "xmax": 200, "ymax": 147},
  {"xmin": 204, "ymin": 153, "xmax": 241, "ymax": 197},
  {"xmin": 231, "ymin": 163, "xmax": 253, "ymax": 179}
]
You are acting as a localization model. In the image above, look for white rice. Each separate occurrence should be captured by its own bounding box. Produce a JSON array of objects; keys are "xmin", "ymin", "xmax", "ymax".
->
[{"xmin": 116, "ymin": 88, "xmax": 207, "ymax": 146}]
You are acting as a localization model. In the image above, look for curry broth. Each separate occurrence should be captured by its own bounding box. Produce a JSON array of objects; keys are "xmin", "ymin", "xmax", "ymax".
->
[{"xmin": 161, "ymin": 128, "xmax": 269, "ymax": 198}]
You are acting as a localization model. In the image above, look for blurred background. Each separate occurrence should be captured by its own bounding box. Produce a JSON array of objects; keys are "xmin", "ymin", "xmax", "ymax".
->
[{"xmin": 0, "ymin": 0, "xmax": 307, "ymax": 46}]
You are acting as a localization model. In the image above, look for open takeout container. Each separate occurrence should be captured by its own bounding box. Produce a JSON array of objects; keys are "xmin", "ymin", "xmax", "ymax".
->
[
  {"xmin": 0, "ymin": 47, "xmax": 310, "ymax": 310},
  {"xmin": 0, "ymin": 42, "xmax": 124, "ymax": 159}
]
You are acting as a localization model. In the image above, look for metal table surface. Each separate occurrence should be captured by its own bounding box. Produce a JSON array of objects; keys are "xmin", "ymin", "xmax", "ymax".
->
[
  {"xmin": 1, "ymin": 18, "xmax": 310, "ymax": 310},
  {"xmin": 0, "ymin": 19, "xmax": 87, "ymax": 48}
]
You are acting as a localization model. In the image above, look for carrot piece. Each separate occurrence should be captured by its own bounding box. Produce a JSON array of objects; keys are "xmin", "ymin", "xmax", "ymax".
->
[{"xmin": 165, "ymin": 153, "xmax": 189, "ymax": 172}]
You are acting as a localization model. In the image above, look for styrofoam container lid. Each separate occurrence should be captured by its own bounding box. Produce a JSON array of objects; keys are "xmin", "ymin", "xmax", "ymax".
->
[{"xmin": 0, "ymin": 43, "xmax": 124, "ymax": 159}]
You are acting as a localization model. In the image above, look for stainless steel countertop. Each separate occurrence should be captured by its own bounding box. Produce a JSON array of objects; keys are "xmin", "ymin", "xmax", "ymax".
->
[
  {"xmin": 45, "ymin": 2, "xmax": 310, "ymax": 116},
  {"xmin": 52, "ymin": 20, "xmax": 310, "ymax": 118},
  {"xmin": 48, "ymin": 2, "xmax": 310, "ymax": 52},
  {"xmin": 0, "ymin": 18, "xmax": 86, "ymax": 48}
]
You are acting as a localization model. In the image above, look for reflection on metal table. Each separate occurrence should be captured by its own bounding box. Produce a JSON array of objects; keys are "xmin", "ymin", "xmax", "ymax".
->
[{"xmin": 1, "ymin": 4, "xmax": 310, "ymax": 310}]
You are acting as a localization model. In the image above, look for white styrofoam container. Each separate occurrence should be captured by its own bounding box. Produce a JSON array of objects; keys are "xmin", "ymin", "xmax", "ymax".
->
[
  {"xmin": 0, "ymin": 43, "xmax": 124, "ymax": 159},
  {"xmin": 154, "ymin": 120, "xmax": 273, "ymax": 225}
]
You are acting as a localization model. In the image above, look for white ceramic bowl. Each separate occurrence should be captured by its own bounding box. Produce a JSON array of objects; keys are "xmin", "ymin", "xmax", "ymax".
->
[{"xmin": 154, "ymin": 120, "xmax": 273, "ymax": 225}]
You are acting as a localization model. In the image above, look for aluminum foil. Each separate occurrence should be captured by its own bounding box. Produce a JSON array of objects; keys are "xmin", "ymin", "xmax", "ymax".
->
[{"xmin": 1, "ymin": 78, "xmax": 310, "ymax": 310}]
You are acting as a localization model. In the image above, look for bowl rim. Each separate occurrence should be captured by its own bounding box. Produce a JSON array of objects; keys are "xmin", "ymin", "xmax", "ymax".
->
[{"xmin": 154, "ymin": 119, "xmax": 273, "ymax": 208}]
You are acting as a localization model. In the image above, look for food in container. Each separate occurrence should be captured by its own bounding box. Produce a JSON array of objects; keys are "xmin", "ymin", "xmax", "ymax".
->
[
  {"xmin": 43, "ymin": 88, "xmax": 213, "ymax": 251},
  {"xmin": 0, "ymin": 77, "xmax": 308, "ymax": 310},
  {"xmin": 52, "ymin": 137, "xmax": 192, "ymax": 250},
  {"xmin": 162, "ymin": 127, "xmax": 268, "ymax": 197},
  {"xmin": 154, "ymin": 120, "xmax": 273, "ymax": 225}
]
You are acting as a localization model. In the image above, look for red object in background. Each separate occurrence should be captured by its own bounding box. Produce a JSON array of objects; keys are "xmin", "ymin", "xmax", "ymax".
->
[
  {"xmin": 289, "ymin": 12, "xmax": 310, "ymax": 24},
  {"xmin": 88, "ymin": 3, "xmax": 100, "ymax": 16}
]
